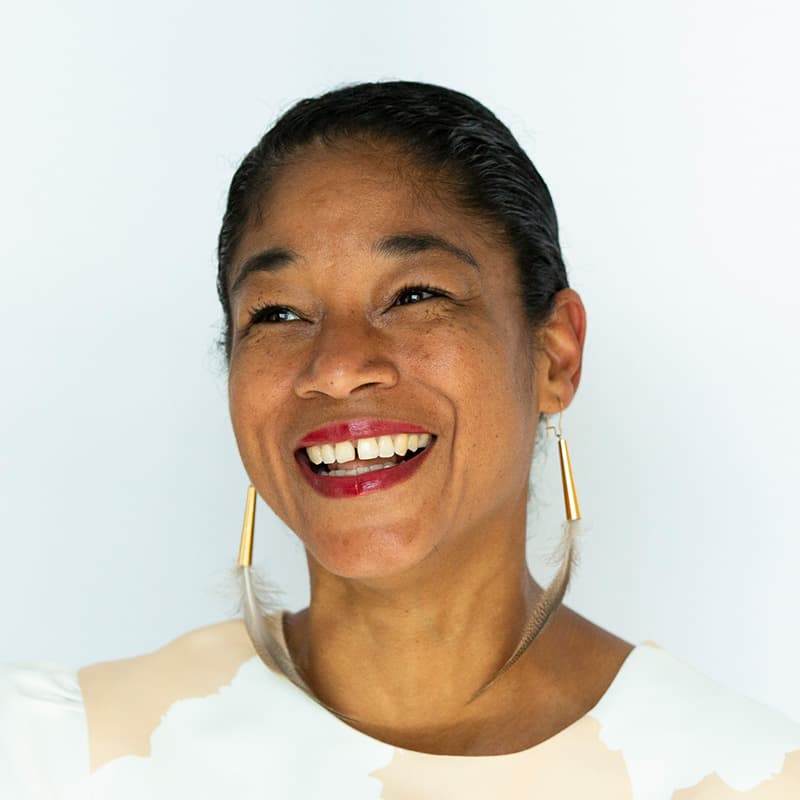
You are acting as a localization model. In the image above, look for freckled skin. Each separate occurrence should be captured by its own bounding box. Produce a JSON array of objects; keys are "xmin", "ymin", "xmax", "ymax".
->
[
  {"xmin": 229, "ymin": 141, "xmax": 541, "ymax": 581},
  {"xmin": 224, "ymin": 138, "xmax": 625, "ymax": 755}
]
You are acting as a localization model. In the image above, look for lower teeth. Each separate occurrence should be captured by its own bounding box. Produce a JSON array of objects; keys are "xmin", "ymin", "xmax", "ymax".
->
[{"xmin": 326, "ymin": 463, "xmax": 397, "ymax": 477}]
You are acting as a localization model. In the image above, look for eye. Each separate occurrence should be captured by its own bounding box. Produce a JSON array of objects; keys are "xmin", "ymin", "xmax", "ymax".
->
[
  {"xmin": 247, "ymin": 304, "xmax": 301, "ymax": 325},
  {"xmin": 393, "ymin": 284, "xmax": 446, "ymax": 306}
]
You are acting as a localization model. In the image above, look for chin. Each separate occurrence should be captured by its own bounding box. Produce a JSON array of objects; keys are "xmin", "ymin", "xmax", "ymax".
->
[{"xmin": 303, "ymin": 521, "xmax": 438, "ymax": 582}]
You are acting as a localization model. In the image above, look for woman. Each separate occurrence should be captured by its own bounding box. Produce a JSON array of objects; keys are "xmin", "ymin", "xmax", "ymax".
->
[{"xmin": 2, "ymin": 81, "xmax": 798, "ymax": 798}]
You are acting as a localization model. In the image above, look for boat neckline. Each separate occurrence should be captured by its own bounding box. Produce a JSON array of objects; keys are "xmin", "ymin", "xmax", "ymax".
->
[{"xmin": 258, "ymin": 608, "xmax": 655, "ymax": 760}]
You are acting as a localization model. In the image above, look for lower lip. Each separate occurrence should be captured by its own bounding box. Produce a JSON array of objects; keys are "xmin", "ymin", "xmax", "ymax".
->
[{"xmin": 295, "ymin": 444, "xmax": 434, "ymax": 498}]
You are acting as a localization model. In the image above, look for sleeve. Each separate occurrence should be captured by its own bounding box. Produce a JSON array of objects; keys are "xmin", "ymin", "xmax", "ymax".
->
[
  {"xmin": 0, "ymin": 661, "xmax": 90, "ymax": 799},
  {"xmin": 592, "ymin": 644, "xmax": 800, "ymax": 797}
]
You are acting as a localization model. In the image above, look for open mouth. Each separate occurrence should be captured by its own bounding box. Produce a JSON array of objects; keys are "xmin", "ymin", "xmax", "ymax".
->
[{"xmin": 297, "ymin": 433, "xmax": 434, "ymax": 477}]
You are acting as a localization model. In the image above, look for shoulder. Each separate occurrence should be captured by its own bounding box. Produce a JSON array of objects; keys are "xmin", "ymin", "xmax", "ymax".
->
[
  {"xmin": 0, "ymin": 619, "xmax": 263, "ymax": 793},
  {"xmin": 0, "ymin": 658, "xmax": 83, "ymax": 708},
  {"xmin": 0, "ymin": 660, "xmax": 89, "ymax": 797},
  {"xmin": 591, "ymin": 642, "xmax": 800, "ymax": 796},
  {"xmin": 78, "ymin": 617, "xmax": 258, "ymax": 772}
]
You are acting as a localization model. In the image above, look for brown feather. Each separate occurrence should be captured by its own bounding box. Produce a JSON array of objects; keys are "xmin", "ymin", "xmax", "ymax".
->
[
  {"xmin": 236, "ymin": 564, "xmax": 358, "ymax": 721},
  {"xmin": 468, "ymin": 518, "xmax": 583, "ymax": 702}
]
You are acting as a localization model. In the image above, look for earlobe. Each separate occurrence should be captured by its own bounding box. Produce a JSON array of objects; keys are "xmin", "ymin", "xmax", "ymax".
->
[{"xmin": 534, "ymin": 288, "xmax": 587, "ymax": 415}]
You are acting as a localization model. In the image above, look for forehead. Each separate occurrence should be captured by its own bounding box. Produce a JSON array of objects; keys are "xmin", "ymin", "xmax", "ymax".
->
[{"xmin": 232, "ymin": 139, "xmax": 504, "ymax": 275}]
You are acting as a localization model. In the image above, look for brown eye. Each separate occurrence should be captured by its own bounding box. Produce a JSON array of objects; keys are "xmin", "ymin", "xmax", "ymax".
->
[
  {"xmin": 393, "ymin": 285, "xmax": 445, "ymax": 306},
  {"xmin": 249, "ymin": 305, "xmax": 301, "ymax": 324}
]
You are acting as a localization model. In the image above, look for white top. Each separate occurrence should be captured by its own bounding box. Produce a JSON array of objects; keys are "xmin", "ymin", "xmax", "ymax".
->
[{"xmin": 2, "ymin": 616, "xmax": 799, "ymax": 799}]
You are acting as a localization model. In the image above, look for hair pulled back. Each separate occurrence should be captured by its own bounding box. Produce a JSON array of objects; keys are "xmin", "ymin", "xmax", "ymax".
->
[{"xmin": 216, "ymin": 80, "xmax": 569, "ymax": 361}]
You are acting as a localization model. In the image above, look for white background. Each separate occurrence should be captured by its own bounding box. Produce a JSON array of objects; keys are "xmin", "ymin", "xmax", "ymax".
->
[{"xmin": 1, "ymin": 0, "xmax": 798, "ymax": 721}]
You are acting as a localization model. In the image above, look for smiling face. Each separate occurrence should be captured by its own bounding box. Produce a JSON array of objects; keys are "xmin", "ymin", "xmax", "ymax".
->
[{"xmin": 226, "ymin": 138, "xmax": 549, "ymax": 583}]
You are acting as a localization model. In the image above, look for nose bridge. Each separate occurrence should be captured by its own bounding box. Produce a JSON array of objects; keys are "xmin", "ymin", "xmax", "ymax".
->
[{"xmin": 294, "ymin": 310, "xmax": 397, "ymax": 399}]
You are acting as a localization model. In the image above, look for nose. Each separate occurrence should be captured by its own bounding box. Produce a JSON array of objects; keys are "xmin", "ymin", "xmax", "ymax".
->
[{"xmin": 292, "ymin": 314, "xmax": 399, "ymax": 400}]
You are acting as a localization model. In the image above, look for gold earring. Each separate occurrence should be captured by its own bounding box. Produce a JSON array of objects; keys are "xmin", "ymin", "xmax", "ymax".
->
[
  {"xmin": 234, "ymin": 484, "xmax": 357, "ymax": 721},
  {"xmin": 545, "ymin": 400, "xmax": 582, "ymax": 521},
  {"xmin": 469, "ymin": 400, "xmax": 583, "ymax": 702},
  {"xmin": 237, "ymin": 485, "xmax": 257, "ymax": 567},
  {"xmin": 235, "ymin": 485, "xmax": 315, "ymax": 696}
]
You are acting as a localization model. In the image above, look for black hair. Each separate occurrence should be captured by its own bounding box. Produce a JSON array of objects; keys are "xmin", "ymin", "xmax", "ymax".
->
[{"xmin": 216, "ymin": 80, "xmax": 568, "ymax": 361}]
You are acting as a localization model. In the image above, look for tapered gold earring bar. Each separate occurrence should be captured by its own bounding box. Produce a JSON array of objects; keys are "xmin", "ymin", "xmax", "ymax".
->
[
  {"xmin": 237, "ymin": 485, "xmax": 257, "ymax": 567},
  {"xmin": 558, "ymin": 439, "xmax": 582, "ymax": 521}
]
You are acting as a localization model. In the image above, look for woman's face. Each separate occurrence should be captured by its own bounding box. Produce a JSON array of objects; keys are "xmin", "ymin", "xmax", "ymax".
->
[{"xmin": 227, "ymin": 140, "xmax": 553, "ymax": 582}]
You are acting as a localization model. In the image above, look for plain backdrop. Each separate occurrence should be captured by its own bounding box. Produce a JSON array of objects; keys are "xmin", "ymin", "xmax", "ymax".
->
[{"xmin": 1, "ymin": 0, "xmax": 798, "ymax": 721}]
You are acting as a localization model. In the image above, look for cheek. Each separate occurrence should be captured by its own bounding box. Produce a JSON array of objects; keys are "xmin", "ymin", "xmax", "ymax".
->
[
  {"xmin": 410, "ymin": 322, "xmax": 534, "ymax": 450},
  {"xmin": 227, "ymin": 356, "xmax": 283, "ymax": 449},
  {"xmin": 412, "ymin": 317, "xmax": 529, "ymax": 397}
]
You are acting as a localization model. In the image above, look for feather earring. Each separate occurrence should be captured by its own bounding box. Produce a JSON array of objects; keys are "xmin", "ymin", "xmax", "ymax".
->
[
  {"xmin": 236, "ymin": 485, "xmax": 357, "ymax": 720},
  {"xmin": 236, "ymin": 485, "xmax": 315, "ymax": 696},
  {"xmin": 468, "ymin": 404, "xmax": 583, "ymax": 702}
]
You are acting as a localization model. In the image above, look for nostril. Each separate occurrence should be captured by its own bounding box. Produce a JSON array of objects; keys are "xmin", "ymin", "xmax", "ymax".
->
[
  {"xmin": 354, "ymin": 381, "xmax": 386, "ymax": 392},
  {"xmin": 293, "ymin": 350, "xmax": 400, "ymax": 400}
]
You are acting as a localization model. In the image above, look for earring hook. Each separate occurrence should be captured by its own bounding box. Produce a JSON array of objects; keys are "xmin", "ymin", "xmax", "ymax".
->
[{"xmin": 545, "ymin": 397, "xmax": 564, "ymax": 441}]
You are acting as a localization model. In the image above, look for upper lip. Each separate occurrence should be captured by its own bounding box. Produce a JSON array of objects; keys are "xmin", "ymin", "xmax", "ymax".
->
[{"xmin": 295, "ymin": 418, "xmax": 434, "ymax": 449}]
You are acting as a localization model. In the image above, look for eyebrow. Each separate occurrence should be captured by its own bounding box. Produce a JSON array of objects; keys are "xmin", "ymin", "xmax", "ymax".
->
[
  {"xmin": 229, "ymin": 248, "xmax": 298, "ymax": 296},
  {"xmin": 230, "ymin": 233, "xmax": 479, "ymax": 296},
  {"xmin": 374, "ymin": 233, "xmax": 479, "ymax": 269}
]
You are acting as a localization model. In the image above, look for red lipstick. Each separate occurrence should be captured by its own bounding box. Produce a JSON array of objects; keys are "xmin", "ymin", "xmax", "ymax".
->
[
  {"xmin": 294, "ymin": 419, "xmax": 435, "ymax": 499},
  {"xmin": 295, "ymin": 442, "xmax": 433, "ymax": 498}
]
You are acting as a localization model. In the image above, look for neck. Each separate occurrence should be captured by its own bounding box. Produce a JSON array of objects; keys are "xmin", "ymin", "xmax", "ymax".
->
[{"xmin": 282, "ymin": 510, "xmax": 563, "ymax": 750}]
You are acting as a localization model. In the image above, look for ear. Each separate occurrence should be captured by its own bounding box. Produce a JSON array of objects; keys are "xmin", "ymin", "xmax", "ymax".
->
[{"xmin": 533, "ymin": 288, "xmax": 587, "ymax": 415}]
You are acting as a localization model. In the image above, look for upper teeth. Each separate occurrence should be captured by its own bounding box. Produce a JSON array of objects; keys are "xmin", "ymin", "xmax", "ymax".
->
[{"xmin": 305, "ymin": 433, "xmax": 432, "ymax": 466}]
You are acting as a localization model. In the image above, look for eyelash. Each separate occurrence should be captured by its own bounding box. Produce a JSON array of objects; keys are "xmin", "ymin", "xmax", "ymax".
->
[
  {"xmin": 246, "ymin": 305, "xmax": 300, "ymax": 325},
  {"xmin": 392, "ymin": 283, "xmax": 448, "ymax": 306},
  {"xmin": 246, "ymin": 284, "xmax": 447, "ymax": 327}
]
